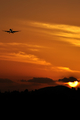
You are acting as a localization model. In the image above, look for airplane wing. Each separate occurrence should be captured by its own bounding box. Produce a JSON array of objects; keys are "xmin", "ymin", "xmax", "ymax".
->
[
  {"xmin": 12, "ymin": 31, "xmax": 20, "ymax": 33},
  {"xmin": 3, "ymin": 30, "xmax": 10, "ymax": 33}
]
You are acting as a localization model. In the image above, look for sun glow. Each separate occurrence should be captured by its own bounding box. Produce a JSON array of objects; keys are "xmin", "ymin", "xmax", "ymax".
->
[{"xmin": 68, "ymin": 81, "xmax": 78, "ymax": 87}]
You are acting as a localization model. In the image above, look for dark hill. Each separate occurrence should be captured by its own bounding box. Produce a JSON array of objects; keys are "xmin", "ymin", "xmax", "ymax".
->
[
  {"xmin": 33, "ymin": 85, "xmax": 73, "ymax": 104},
  {"xmin": 37, "ymin": 85, "xmax": 70, "ymax": 93}
]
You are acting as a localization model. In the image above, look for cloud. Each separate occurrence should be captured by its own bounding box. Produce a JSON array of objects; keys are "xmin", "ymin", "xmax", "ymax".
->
[
  {"xmin": 20, "ymin": 79, "xmax": 27, "ymax": 82},
  {"xmin": 19, "ymin": 77, "xmax": 57, "ymax": 91},
  {"xmin": 24, "ymin": 21, "xmax": 80, "ymax": 47},
  {"xmin": 51, "ymin": 66, "xmax": 80, "ymax": 73},
  {"xmin": 57, "ymin": 67, "xmax": 72, "ymax": 71},
  {"xmin": 30, "ymin": 21, "xmax": 78, "ymax": 32},
  {"xmin": 0, "ymin": 78, "xmax": 13, "ymax": 83},
  {"xmin": 29, "ymin": 48, "xmax": 39, "ymax": 52},
  {"xmin": 34, "ymin": 65, "xmax": 80, "ymax": 74},
  {"xmin": 59, "ymin": 77, "xmax": 78, "ymax": 83},
  {"xmin": 0, "ymin": 42, "xmax": 51, "ymax": 66},
  {"xmin": 27, "ymin": 77, "xmax": 55, "ymax": 84},
  {"xmin": 0, "ymin": 42, "xmax": 49, "ymax": 56},
  {"xmin": 30, "ymin": 21, "xmax": 80, "ymax": 34},
  {"xmin": 0, "ymin": 42, "xmax": 46, "ymax": 48},
  {"xmin": 0, "ymin": 51, "xmax": 51, "ymax": 65}
]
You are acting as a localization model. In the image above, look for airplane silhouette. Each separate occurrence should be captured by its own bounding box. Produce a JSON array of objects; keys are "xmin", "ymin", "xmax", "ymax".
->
[{"xmin": 3, "ymin": 29, "xmax": 20, "ymax": 33}]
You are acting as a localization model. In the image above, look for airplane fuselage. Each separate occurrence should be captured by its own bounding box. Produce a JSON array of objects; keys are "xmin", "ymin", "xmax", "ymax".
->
[{"xmin": 10, "ymin": 29, "xmax": 13, "ymax": 33}]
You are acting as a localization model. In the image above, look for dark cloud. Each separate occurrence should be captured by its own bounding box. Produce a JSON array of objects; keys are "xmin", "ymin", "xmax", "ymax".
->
[
  {"xmin": 0, "ymin": 78, "xmax": 13, "ymax": 83},
  {"xmin": 58, "ymin": 77, "xmax": 78, "ymax": 82},
  {"xmin": 20, "ymin": 79, "xmax": 27, "ymax": 82},
  {"xmin": 27, "ymin": 77, "xmax": 56, "ymax": 84}
]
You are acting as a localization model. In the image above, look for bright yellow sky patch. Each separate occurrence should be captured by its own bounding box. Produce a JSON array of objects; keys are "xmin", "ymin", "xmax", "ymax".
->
[{"xmin": 68, "ymin": 81, "xmax": 79, "ymax": 88}]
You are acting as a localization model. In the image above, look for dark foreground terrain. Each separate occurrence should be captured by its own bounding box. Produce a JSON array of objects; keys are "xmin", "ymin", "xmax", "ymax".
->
[
  {"xmin": 1, "ymin": 85, "xmax": 80, "ymax": 103},
  {"xmin": 1, "ymin": 85, "xmax": 80, "ymax": 117}
]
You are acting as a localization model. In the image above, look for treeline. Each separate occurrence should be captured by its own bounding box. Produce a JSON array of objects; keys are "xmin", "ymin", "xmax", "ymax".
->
[{"xmin": 0, "ymin": 85, "xmax": 80, "ymax": 103}]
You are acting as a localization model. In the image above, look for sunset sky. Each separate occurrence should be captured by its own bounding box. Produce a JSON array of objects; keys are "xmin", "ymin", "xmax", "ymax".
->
[{"xmin": 0, "ymin": 0, "xmax": 80, "ymax": 92}]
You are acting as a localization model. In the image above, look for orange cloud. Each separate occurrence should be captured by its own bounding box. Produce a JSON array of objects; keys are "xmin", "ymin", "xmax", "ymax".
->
[
  {"xmin": 24, "ymin": 21, "xmax": 80, "ymax": 47},
  {"xmin": 29, "ymin": 48, "xmax": 39, "ymax": 51},
  {"xmin": 0, "ymin": 42, "xmax": 45, "ymax": 48},
  {"xmin": 57, "ymin": 67, "xmax": 72, "ymax": 72},
  {"xmin": 50, "ymin": 66, "xmax": 80, "ymax": 73},
  {"xmin": 0, "ymin": 42, "xmax": 49, "ymax": 53},
  {"xmin": 0, "ymin": 51, "xmax": 51, "ymax": 66},
  {"xmin": 30, "ymin": 21, "xmax": 80, "ymax": 34},
  {"xmin": 57, "ymin": 66, "xmax": 80, "ymax": 73}
]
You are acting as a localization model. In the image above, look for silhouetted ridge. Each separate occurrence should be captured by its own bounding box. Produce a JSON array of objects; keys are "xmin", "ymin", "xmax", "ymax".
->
[
  {"xmin": 37, "ymin": 85, "xmax": 70, "ymax": 93},
  {"xmin": 0, "ymin": 85, "xmax": 80, "ymax": 106}
]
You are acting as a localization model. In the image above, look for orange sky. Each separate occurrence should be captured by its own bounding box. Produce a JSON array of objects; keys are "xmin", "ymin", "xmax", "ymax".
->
[{"xmin": 0, "ymin": 0, "xmax": 80, "ymax": 91}]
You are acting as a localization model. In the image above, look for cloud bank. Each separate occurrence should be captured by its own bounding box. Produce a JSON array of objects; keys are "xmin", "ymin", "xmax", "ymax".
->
[
  {"xmin": 27, "ymin": 77, "xmax": 55, "ymax": 84},
  {"xmin": 0, "ymin": 42, "xmax": 51, "ymax": 65},
  {"xmin": 59, "ymin": 77, "xmax": 78, "ymax": 83},
  {"xmin": 0, "ymin": 78, "xmax": 13, "ymax": 83},
  {"xmin": 0, "ymin": 51, "xmax": 51, "ymax": 65},
  {"xmin": 0, "ymin": 42, "xmax": 79, "ymax": 74},
  {"xmin": 22, "ymin": 20, "xmax": 80, "ymax": 47}
]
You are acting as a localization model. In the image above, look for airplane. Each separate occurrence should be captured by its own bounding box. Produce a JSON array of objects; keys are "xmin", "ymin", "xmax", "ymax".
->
[{"xmin": 3, "ymin": 29, "xmax": 20, "ymax": 33}]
